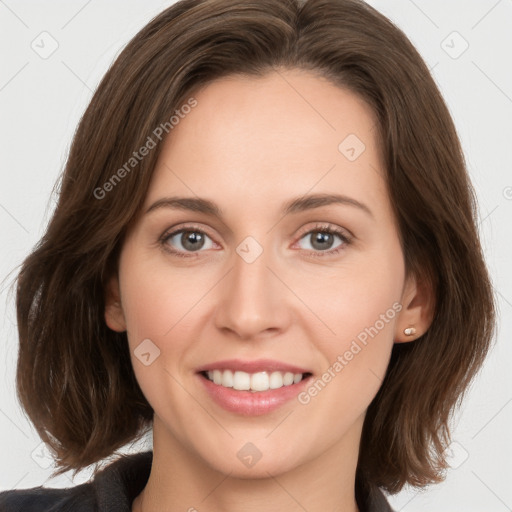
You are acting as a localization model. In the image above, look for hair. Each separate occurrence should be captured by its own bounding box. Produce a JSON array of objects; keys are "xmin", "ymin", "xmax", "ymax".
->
[{"xmin": 14, "ymin": 0, "xmax": 495, "ymax": 494}]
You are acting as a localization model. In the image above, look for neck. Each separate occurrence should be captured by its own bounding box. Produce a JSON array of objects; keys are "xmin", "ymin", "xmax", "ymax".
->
[{"xmin": 132, "ymin": 415, "xmax": 364, "ymax": 512}]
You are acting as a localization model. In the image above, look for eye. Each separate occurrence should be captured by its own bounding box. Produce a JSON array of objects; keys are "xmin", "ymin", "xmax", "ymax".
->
[
  {"xmin": 295, "ymin": 223, "xmax": 352, "ymax": 258},
  {"xmin": 159, "ymin": 222, "xmax": 352, "ymax": 259},
  {"xmin": 160, "ymin": 225, "xmax": 216, "ymax": 258}
]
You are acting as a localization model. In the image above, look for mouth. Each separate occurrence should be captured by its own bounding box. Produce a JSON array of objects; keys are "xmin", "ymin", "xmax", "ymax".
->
[
  {"xmin": 199, "ymin": 369, "xmax": 313, "ymax": 393},
  {"xmin": 195, "ymin": 358, "xmax": 314, "ymax": 415}
]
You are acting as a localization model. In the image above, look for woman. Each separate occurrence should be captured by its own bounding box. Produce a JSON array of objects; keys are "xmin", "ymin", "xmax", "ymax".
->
[{"xmin": 0, "ymin": 0, "xmax": 495, "ymax": 510}]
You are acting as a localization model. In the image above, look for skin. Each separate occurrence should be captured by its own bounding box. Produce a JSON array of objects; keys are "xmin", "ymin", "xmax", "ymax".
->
[{"xmin": 105, "ymin": 68, "xmax": 433, "ymax": 512}]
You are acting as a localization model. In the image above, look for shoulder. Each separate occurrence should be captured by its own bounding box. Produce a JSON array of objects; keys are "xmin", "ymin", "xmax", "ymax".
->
[
  {"xmin": 0, "ymin": 451, "xmax": 152, "ymax": 512},
  {"xmin": 367, "ymin": 485, "xmax": 395, "ymax": 512},
  {"xmin": 0, "ymin": 483, "xmax": 94, "ymax": 512},
  {"xmin": 355, "ymin": 472, "xmax": 395, "ymax": 512}
]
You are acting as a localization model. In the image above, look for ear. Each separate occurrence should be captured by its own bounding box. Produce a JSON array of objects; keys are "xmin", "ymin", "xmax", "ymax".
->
[
  {"xmin": 394, "ymin": 272, "xmax": 435, "ymax": 343},
  {"xmin": 104, "ymin": 274, "xmax": 127, "ymax": 332}
]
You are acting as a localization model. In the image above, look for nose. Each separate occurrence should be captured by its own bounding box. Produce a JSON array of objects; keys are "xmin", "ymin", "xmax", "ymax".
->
[{"xmin": 214, "ymin": 240, "xmax": 292, "ymax": 340}]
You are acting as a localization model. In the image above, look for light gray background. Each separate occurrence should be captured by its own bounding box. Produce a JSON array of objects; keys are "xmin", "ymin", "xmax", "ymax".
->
[{"xmin": 1, "ymin": 1, "xmax": 511, "ymax": 510}]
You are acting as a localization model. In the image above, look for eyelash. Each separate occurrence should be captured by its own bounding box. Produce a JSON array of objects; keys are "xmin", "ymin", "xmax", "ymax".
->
[{"xmin": 159, "ymin": 223, "xmax": 352, "ymax": 259}]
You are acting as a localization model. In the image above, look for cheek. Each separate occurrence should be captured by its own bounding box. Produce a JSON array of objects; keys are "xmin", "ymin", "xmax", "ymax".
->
[
  {"xmin": 299, "ymin": 237, "xmax": 404, "ymax": 343},
  {"xmin": 118, "ymin": 253, "xmax": 202, "ymax": 427},
  {"xmin": 118, "ymin": 245, "xmax": 201, "ymax": 343},
  {"xmin": 300, "ymin": 242, "xmax": 404, "ymax": 409}
]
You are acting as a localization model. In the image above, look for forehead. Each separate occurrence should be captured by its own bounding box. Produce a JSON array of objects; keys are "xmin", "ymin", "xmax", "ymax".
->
[{"xmin": 145, "ymin": 68, "xmax": 388, "ymax": 219}]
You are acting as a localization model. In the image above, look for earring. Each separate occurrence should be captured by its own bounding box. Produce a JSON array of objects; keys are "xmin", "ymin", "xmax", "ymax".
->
[{"xmin": 404, "ymin": 327, "xmax": 416, "ymax": 336}]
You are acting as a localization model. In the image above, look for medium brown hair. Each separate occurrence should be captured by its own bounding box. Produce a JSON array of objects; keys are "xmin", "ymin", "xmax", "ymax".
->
[{"xmin": 14, "ymin": 0, "xmax": 495, "ymax": 493}]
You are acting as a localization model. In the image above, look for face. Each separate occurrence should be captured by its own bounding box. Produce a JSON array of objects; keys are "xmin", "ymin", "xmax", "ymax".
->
[{"xmin": 106, "ymin": 68, "xmax": 429, "ymax": 478}]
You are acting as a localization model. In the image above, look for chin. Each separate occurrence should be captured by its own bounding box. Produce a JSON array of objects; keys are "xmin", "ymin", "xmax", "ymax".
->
[{"xmin": 196, "ymin": 439, "xmax": 307, "ymax": 479}]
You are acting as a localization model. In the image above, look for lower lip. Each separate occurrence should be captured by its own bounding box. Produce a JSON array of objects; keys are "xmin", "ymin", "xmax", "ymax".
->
[{"xmin": 197, "ymin": 373, "xmax": 313, "ymax": 416}]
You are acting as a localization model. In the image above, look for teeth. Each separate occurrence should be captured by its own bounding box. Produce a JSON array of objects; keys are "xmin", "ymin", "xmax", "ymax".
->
[
  {"xmin": 206, "ymin": 369, "xmax": 306, "ymax": 392},
  {"xmin": 222, "ymin": 369, "xmax": 234, "ymax": 387},
  {"xmin": 269, "ymin": 371, "xmax": 283, "ymax": 389},
  {"xmin": 250, "ymin": 371, "xmax": 268, "ymax": 391}
]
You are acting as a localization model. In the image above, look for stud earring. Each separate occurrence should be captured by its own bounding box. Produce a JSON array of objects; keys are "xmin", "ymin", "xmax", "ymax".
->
[{"xmin": 404, "ymin": 327, "xmax": 416, "ymax": 336}]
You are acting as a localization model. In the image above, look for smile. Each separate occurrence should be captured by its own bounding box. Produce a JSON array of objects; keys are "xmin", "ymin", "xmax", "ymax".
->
[{"xmin": 202, "ymin": 369, "xmax": 311, "ymax": 392}]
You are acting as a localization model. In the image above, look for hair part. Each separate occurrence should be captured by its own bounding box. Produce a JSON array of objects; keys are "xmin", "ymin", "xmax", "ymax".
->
[{"xmin": 15, "ymin": 0, "xmax": 495, "ymax": 492}]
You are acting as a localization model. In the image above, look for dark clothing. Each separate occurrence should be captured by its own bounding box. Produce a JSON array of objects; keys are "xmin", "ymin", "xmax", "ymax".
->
[{"xmin": 0, "ymin": 451, "xmax": 394, "ymax": 511}]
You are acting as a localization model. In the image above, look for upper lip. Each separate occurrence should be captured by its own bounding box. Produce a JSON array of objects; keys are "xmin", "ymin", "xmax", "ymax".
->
[{"xmin": 196, "ymin": 358, "xmax": 312, "ymax": 375}]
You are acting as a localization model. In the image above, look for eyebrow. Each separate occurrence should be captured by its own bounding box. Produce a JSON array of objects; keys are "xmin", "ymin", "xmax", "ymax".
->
[{"xmin": 145, "ymin": 193, "xmax": 374, "ymax": 219}]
